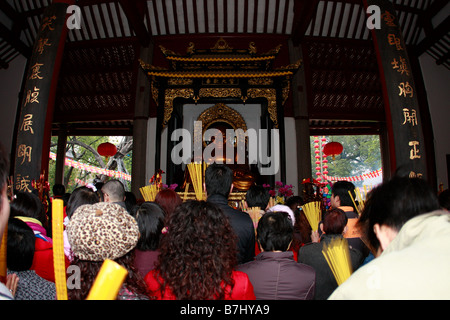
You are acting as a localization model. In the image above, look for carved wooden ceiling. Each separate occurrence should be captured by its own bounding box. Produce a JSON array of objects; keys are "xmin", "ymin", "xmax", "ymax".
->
[{"xmin": 0, "ymin": 0, "xmax": 448, "ymax": 133}]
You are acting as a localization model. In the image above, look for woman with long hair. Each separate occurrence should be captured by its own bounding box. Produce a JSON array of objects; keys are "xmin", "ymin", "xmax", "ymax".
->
[
  {"xmin": 66, "ymin": 202, "xmax": 149, "ymax": 300},
  {"xmin": 144, "ymin": 200, "xmax": 255, "ymax": 300}
]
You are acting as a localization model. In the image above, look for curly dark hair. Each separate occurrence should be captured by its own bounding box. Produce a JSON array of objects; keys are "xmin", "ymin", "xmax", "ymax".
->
[
  {"xmin": 68, "ymin": 250, "xmax": 149, "ymax": 300},
  {"xmin": 153, "ymin": 200, "xmax": 238, "ymax": 300}
]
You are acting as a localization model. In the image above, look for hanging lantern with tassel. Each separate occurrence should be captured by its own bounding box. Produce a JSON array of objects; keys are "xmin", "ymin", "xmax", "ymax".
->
[
  {"xmin": 323, "ymin": 142, "xmax": 343, "ymax": 160},
  {"xmin": 97, "ymin": 142, "xmax": 117, "ymax": 163}
]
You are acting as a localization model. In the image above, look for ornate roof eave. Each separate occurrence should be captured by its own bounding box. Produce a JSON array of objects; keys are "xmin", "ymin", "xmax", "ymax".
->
[
  {"xmin": 139, "ymin": 58, "xmax": 302, "ymax": 79},
  {"xmin": 144, "ymin": 70, "xmax": 296, "ymax": 79},
  {"xmin": 159, "ymin": 38, "xmax": 283, "ymax": 60}
]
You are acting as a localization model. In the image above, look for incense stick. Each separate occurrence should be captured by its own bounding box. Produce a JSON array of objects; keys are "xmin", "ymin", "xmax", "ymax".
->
[
  {"xmin": 322, "ymin": 237, "xmax": 353, "ymax": 286},
  {"xmin": 301, "ymin": 201, "xmax": 322, "ymax": 231},
  {"xmin": 52, "ymin": 199, "xmax": 68, "ymax": 300},
  {"xmin": 86, "ymin": 259, "xmax": 128, "ymax": 300}
]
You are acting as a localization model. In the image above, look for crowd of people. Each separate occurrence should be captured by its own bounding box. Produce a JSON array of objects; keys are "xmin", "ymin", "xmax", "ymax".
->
[{"xmin": 0, "ymin": 142, "xmax": 449, "ymax": 300}]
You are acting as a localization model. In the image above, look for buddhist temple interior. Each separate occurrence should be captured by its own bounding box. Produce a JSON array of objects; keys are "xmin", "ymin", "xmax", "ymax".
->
[{"xmin": 0, "ymin": 0, "xmax": 449, "ymax": 197}]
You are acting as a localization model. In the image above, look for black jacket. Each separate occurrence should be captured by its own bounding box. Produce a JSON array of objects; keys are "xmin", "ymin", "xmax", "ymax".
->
[
  {"xmin": 207, "ymin": 194, "xmax": 255, "ymax": 264},
  {"xmin": 298, "ymin": 234, "xmax": 364, "ymax": 300}
]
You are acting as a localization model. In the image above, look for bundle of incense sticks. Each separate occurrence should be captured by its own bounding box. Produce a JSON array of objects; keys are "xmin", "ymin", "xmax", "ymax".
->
[
  {"xmin": 267, "ymin": 197, "xmax": 276, "ymax": 209},
  {"xmin": 348, "ymin": 188, "xmax": 365, "ymax": 215},
  {"xmin": 139, "ymin": 184, "xmax": 159, "ymax": 202},
  {"xmin": 0, "ymin": 226, "xmax": 7, "ymax": 284},
  {"xmin": 322, "ymin": 237, "xmax": 353, "ymax": 286},
  {"xmin": 247, "ymin": 207, "xmax": 262, "ymax": 232},
  {"xmin": 52, "ymin": 199, "xmax": 68, "ymax": 300},
  {"xmin": 187, "ymin": 162, "xmax": 205, "ymax": 201},
  {"xmin": 301, "ymin": 201, "xmax": 322, "ymax": 231},
  {"xmin": 86, "ymin": 259, "xmax": 128, "ymax": 300}
]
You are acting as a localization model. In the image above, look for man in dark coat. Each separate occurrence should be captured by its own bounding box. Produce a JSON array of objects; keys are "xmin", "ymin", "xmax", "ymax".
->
[
  {"xmin": 299, "ymin": 208, "xmax": 364, "ymax": 300},
  {"xmin": 205, "ymin": 164, "xmax": 255, "ymax": 264},
  {"xmin": 238, "ymin": 211, "xmax": 316, "ymax": 300}
]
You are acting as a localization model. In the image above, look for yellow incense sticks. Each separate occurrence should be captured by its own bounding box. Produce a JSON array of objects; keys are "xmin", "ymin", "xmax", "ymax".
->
[
  {"xmin": 86, "ymin": 259, "xmax": 128, "ymax": 300},
  {"xmin": 0, "ymin": 225, "xmax": 7, "ymax": 284},
  {"xmin": 52, "ymin": 199, "xmax": 68, "ymax": 300},
  {"xmin": 140, "ymin": 184, "xmax": 159, "ymax": 201},
  {"xmin": 348, "ymin": 189, "xmax": 365, "ymax": 215},
  {"xmin": 187, "ymin": 162, "xmax": 204, "ymax": 201},
  {"xmin": 247, "ymin": 207, "xmax": 262, "ymax": 232},
  {"xmin": 322, "ymin": 237, "xmax": 353, "ymax": 286},
  {"xmin": 301, "ymin": 201, "xmax": 322, "ymax": 231}
]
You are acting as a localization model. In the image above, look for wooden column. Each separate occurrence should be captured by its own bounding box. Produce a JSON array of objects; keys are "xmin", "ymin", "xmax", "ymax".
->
[
  {"xmin": 363, "ymin": 0, "xmax": 428, "ymax": 179},
  {"xmin": 13, "ymin": 0, "xmax": 73, "ymax": 192},
  {"xmin": 131, "ymin": 44, "xmax": 154, "ymax": 196},
  {"xmin": 289, "ymin": 40, "xmax": 312, "ymax": 194},
  {"xmin": 54, "ymin": 124, "xmax": 67, "ymax": 185}
]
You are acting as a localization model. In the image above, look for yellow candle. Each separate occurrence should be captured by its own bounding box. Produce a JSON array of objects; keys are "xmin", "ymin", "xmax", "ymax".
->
[
  {"xmin": 52, "ymin": 198, "xmax": 68, "ymax": 300},
  {"xmin": 86, "ymin": 259, "xmax": 128, "ymax": 300},
  {"xmin": 0, "ymin": 225, "xmax": 7, "ymax": 284}
]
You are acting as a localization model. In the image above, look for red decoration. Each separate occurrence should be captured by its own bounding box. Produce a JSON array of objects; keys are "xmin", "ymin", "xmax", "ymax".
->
[
  {"xmin": 323, "ymin": 142, "xmax": 343, "ymax": 160},
  {"xmin": 97, "ymin": 142, "xmax": 117, "ymax": 158}
]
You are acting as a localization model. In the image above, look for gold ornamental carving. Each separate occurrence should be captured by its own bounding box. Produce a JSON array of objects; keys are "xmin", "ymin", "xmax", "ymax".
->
[
  {"xmin": 196, "ymin": 103, "xmax": 248, "ymax": 147},
  {"xmin": 247, "ymin": 88, "xmax": 278, "ymax": 128},
  {"xmin": 163, "ymin": 88, "xmax": 194, "ymax": 127}
]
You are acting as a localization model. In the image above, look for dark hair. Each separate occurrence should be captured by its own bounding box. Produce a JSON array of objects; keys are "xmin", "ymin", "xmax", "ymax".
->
[
  {"xmin": 10, "ymin": 190, "xmax": 46, "ymax": 225},
  {"xmin": 257, "ymin": 211, "xmax": 293, "ymax": 251},
  {"xmin": 323, "ymin": 208, "xmax": 348, "ymax": 235},
  {"xmin": 52, "ymin": 184, "xmax": 65, "ymax": 197},
  {"xmin": 246, "ymin": 185, "xmax": 270, "ymax": 209},
  {"xmin": 154, "ymin": 200, "xmax": 237, "ymax": 300},
  {"xmin": 7, "ymin": 218, "xmax": 35, "ymax": 271},
  {"xmin": 125, "ymin": 191, "xmax": 137, "ymax": 213},
  {"xmin": 131, "ymin": 202, "xmax": 166, "ymax": 251},
  {"xmin": 358, "ymin": 177, "xmax": 440, "ymax": 251},
  {"xmin": 285, "ymin": 196, "xmax": 304, "ymax": 210},
  {"xmin": 438, "ymin": 189, "xmax": 450, "ymax": 211},
  {"xmin": 155, "ymin": 189, "xmax": 182, "ymax": 219},
  {"xmin": 205, "ymin": 164, "xmax": 233, "ymax": 198},
  {"xmin": 332, "ymin": 181, "xmax": 356, "ymax": 207},
  {"xmin": 66, "ymin": 187, "xmax": 99, "ymax": 219},
  {"xmin": 68, "ymin": 251, "xmax": 149, "ymax": 300}
]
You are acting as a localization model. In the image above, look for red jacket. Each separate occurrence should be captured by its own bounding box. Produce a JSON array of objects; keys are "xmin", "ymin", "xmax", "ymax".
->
[
  {"xmin": 32, "ymin": 237, "xmax": 70, "ymax": 283},
  {"xmin": 144, "ymin": 270, "xmax": 255, "ymax": 300}
]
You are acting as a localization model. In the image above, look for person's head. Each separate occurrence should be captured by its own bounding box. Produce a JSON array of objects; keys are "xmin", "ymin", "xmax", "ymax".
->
[
  {"xmin": 101, "ymin": 179, "xmax": 125, "ymax": 203},
  {"xmin": 257, "ymin": 211, "xmax": 293, "ymax": 252},
  {"xmin": 267, "ymin": 204, "xmax": 296, "ymax": 226},
  {"xmin": 331, "ymin": 181, "xmax": 356, "ymax": 208},
  {"xmin": 66, "ymin": 202, "xmax": 144, "ymax": 300},
  {"xmin": 321, "ymin": 208, "xmax": 348, "ymax": 235},
  {"xmin": 52, "ymin": 184, "xmax": 65, "ymax": 198},
  {"xmin": 10, "ymin": 190, "xmax": 46, "ymax": 226},
  {"xmin": 438, "ymin": 189, "xmax": 450, "ymax": 211},
  {"xmin": 155, "ymin": 188, "xmax": 182, "ymax": 219},
  {"xmin": 155, "ymin": 200, "xmax": 237, "ymax": 299},
  {"xmin": 285, "ymin": 196, "xmax": 304, "ymax": 212},
  {"xmin": 358, "ymin": 176, "xmax": 440, "ymax": 254},
  {"xmin": 245, "ymin": 185, "xmax": 270, "ymax": 210},
  {"xmin": 124, "ymin": 191, "xmax": 137, "ymax": 213},
  {"xmin": 66, "ymin": 186, "xmax": 99, "ymax": 219},
  {"xmin": 0, "ymin": 143, "xmax": 10, "ymax": 242},
  {"xmin": 204, "ymin": 164, "xmax": 233, "ymax": 198},
  {"xmin": 131, "ymin": 202, "xmax": 166, "ymax": 251},
  {"xmin": 7, "ymin": 218, "xmax": 35, "ymax": 271}
]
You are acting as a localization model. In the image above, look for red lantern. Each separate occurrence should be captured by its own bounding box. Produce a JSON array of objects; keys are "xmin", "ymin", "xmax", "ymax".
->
[
  {"xmin": 323, "ymin": 142, "xmax": 343, "ymax": 160},
  {"xmin": 97, "ymin": 142, "xmax": 117, "ymax": 160}
]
